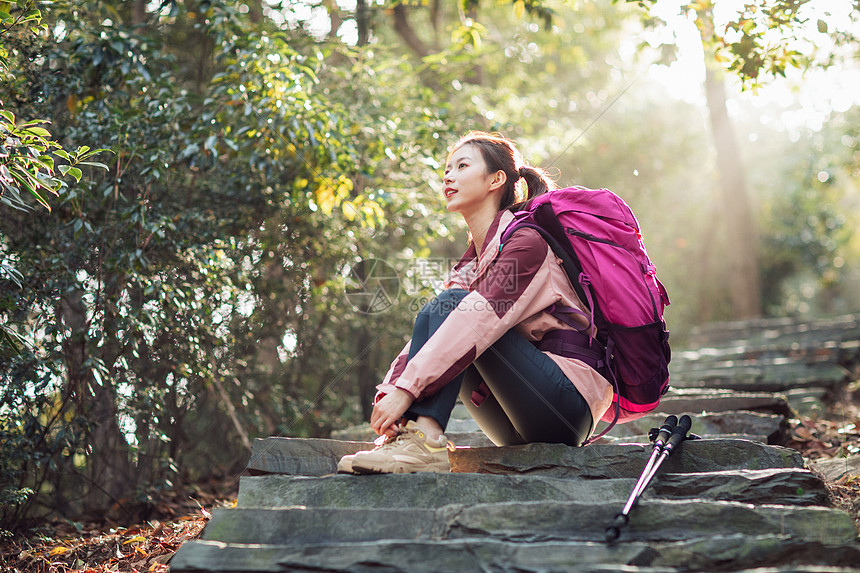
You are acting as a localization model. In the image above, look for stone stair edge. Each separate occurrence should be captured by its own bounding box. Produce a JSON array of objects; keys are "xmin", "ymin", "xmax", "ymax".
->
[
  {"xmin": 170, "ymin": 533, "xmax": 860, "ymax": 573},
  {"xmin": 215, "ymin": 496, "xmax": 842, "ymax": 514},
  {"xmin": 233, "ymin": 466, "xmax": 830, "ymax": 509},
  {"xmin": 245, "ymin": 437, "xmax": 806, "ymax": 479}
]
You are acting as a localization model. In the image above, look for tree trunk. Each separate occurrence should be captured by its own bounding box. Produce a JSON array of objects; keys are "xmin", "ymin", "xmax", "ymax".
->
[
  {"xmin": 356, "ymin": 0, "xmax": 369, "ymax": 46},
  {"xmin": 247, "ymin": 0, "xmax": 263, "ymax": 24},
  {"xmin": 430, "ymin": 0, "xmax": 443, "ymax": 46},
  {"xmin": 699, "ymin": 11, "xmax": 761, "ymax": 319},
  {"xmin": 392, "ymin": 5, "xmax": 429, "ymax": 58},
  {"xmin": 464, "ymin": 2, "xmax": 484, "ymax": 85},
  {"xmin": 84, "ymin": 379, "xmax": 134, "ymax": 515},
  {"xmin": 61, "ymin": 287, "xmax": 134, "ymax": 515},
  {"xmin": 326, "ymin": 0, "xmax": 343, "ymax": 40},
  {"xmin": 355, "ymin": 324, "xmax": 377, "ymax": 421},
  {"xmin": 131, "ymin": 0, "xmax": 148, "ymax": 25}
]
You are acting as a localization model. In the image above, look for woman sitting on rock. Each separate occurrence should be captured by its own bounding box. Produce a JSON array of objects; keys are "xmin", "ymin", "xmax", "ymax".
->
[{"xmin": 339, "ymin": 131, "xmax": 613, "ymax": 474}]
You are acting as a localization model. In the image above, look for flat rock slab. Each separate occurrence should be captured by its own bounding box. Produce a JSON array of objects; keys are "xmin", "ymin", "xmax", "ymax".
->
[
  {"xmin": 449, "ymin": 440, "xmax": 805, "ymax": 477},
  {"xmin": 656, "ymin": 389, "xmax": 793, "ymax": 417},
  {"xmin": 685, "ymin": 313, "xmax": 860, "ymax": 347},
  {"xmin": 653, "ymin": 468, "xmax": 829, "ymax": 506},
  {"xmin": 446, "ymin": 499, "xmax": 858, "ymax": 544},
  {"xmin": 247, "ymin": 437, "xmax": 374, "ymax": 475},
  {"xmin": 237, "ymin": 473, "xmax": 632, "ymax": 508},
  {"xmin": 172, "ymin": 533, "xmax": 860, "ymax": 573},
  {"xmin": 235, "ymin": 468, "xmax": 828, "ymax": 509},
  {"xmin": 651, "ymin": 534, "xmax": 860, "ymax": 572},
  {"xmin": 170, "ymin": 538, "xmax": 653, "ymax": 573},
  {"xmin": 668, "ymin": 361, "xmax": 849, "ymax": 392},
  {"xmin": 810, "ymin": 454, "xmax": 860, "ymax": 482},
  {"xmin": 597, "ymin": 411, "xmax": 787, "ymax": 443},
  {"xmin": 201, "ymin": 500, "xmax": 857, "ymax": 545},
  {"xmin": 247, "ymin": 438, "xmax": 804, "ymax": 478}
]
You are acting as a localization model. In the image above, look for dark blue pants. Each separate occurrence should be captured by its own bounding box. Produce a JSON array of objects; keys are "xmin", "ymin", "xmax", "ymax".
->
[{"xmin": 404, "ymin": 289, "xmax": 593, "ymax": 447}]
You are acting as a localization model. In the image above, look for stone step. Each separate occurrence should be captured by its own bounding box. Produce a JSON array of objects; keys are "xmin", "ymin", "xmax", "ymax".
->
[
  {"xmin": 171, "ymin": 534, "xmax": 860, "ymax": 573},
  {"xmin": 235, "ymin": 468, "xmax": 829, "ymax": 509},
  {"xmin": 247, "ymin": 437, "xmax": 804, "ymax": 478},
  {"xmin": 200, "ymin": 499, "xmax": 857, "ymax": 545},
  {"xmin": 674, "ymin": 339, "xmax": 860, "ymax": 364},
  {"xmin": 361, "ymin": 411, "xmax": 786, "ymax": 444},
  {"xmin": 809, "ymin": 454, "xmax": 860, "ymax": 482},
  {"xmin": 668, "ymin": 361, "xmax": 849, "ymax": 392},
  {"xmin": 658, "ymin": 386, "xmax": 828, "ymax": 426},
  {"xmin": 448, "ymin": 440, "xmax": 805, "ymax": 477},
  {"xmin": 686, "ymin": 313, "xmax": 860, "ymax": 348},
  {"xmin": 170, "ymin": 538, "xmax": 658, "ymax": 573},
  {"xmin": 247, "ymin": 437, "xmax": 374, "ymax": 476},
  {"xmin": 338, "ymin": 415, "xmax": 786, "ymax": 447},
  {"xmin": 596, "ymin": 411, "xmax": 788, "ymax": 444},
  {"xmin": 656, "ymin": 388, "xmax": 794, "ymax": 416}
]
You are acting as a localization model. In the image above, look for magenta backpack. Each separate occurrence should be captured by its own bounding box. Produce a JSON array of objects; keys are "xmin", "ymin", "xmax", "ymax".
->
[{"xmin": 500, "ymin": 186, "xmax": 671, "ymax": 440}]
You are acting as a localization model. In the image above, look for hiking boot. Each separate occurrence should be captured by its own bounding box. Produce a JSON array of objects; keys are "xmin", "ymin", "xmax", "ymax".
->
[
  {"xmin": 348, "ymin": 422, "xmax": 454, "ymax": 474},
  {"xmin": 337, "ymin": 433, "xmax": 391, "ymax": 474},
  {"xmin": 336, "ymin": 453, "xmax": 357, "ymax": 474}
]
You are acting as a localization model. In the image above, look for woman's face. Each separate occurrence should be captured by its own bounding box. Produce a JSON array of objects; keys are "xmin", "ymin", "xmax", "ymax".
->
[{"xmin": 442, "ymin": 143, "xmax": 503, "ymax": 214}]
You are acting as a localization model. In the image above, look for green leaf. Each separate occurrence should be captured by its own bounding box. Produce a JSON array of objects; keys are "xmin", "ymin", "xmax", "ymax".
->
[
  {"xmin": 77, "ymin": 147, "xmax": 111, "ymax": 160},
  {"xmin": 10, "ymin": 167, "xmax": 51, "ymax": 210},
  {"xmin": 36, "ymin": 155, "xmax": 54, "ymax": 170},
  {"xmin": 78, "ymin": 161, "xmax": 109, "ymax": 170},
  {"xmin": 20, "ymin": 8, "xmax": 40, "ymax": 23},
  {"xmin": 59, "ymin": 165, "xmax": 82, "ymax": 182},
  {"xmin": 0, "ymin": 11, "xmax": 12, "ymax": 23},
  {"xmin": 24, "ymin": 126, "xmax": 51, "ymax": 137}
]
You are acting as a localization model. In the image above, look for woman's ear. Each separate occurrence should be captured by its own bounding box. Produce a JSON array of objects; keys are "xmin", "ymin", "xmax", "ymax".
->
[{"xmin": 489, "ymin": 170, "xmax": 507, "ymax": 192}]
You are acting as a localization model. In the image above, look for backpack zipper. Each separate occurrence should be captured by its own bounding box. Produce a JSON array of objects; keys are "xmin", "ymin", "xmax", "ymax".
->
[{"xmin": 565, "ymin": 227, "xmax": 622, "ymax": 248}]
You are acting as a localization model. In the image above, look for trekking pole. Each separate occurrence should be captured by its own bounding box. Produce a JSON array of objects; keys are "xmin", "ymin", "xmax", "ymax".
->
[
  {"xmin": 603, "ymin": 415, "xmax": 676, "ymax": 541},
  {"xmin": 604, "ymin": 414, "xmax": 693, "ymax": 542},
  {"xmin": 627, "ymin": 415, "xmax": 676, "ymax": 504}
]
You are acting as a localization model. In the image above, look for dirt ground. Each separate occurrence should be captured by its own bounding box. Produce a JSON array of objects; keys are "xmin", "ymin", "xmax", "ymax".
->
[
  {"xmin": 1, "ymin": 383, "xmax": 858, "ymax": 573},
  {"xmin": 0, "ymin": 474, "xmax": 240, "ymax": 573}
]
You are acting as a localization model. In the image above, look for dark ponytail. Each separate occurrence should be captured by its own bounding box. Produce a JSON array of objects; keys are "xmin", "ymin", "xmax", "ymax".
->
[{"xmin": 517, "ymin": 165, "xmax": 555, "ymax": 206}]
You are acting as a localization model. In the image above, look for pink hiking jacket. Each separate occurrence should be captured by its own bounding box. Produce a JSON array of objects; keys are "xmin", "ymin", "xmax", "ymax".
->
[{"xmin": 375, "ymin": 209, "xmax": 614, "ymax": 433}]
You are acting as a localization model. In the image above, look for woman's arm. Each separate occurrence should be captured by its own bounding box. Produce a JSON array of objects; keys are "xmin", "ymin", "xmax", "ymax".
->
[{"xmin": 389, "ymin": 228, "xmax": 562, "ymax": 402}]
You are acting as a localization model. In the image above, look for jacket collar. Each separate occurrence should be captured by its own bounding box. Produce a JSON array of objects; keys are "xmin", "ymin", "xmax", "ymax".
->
[{"xmin": 449, "ymin": 210, "xmax": 515, "ymax": 287}]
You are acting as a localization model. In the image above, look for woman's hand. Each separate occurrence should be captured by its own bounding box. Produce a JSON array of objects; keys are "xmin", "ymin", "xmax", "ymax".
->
[{"xmin": 370, "ymin": 388, "xmax": 415, "ymax": 438}]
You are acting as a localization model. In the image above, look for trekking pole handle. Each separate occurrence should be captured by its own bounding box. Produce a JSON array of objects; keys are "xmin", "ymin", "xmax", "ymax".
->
[
  {"xmin": 653, "ymin": 415, "xmax": 677, "ymax": 448},
  {"xmin": 663, "ymin": 414, "xmax": 693, "ymax": 455}
]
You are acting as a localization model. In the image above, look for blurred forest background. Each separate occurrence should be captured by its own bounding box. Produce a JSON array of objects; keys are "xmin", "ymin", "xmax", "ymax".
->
[{"xmin": 1, "ymin": 0, "xmax": 858, "ymax": 531}]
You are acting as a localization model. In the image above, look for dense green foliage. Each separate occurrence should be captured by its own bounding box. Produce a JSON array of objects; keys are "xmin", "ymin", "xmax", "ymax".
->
[
  {"xmin": 0, "ymin": 0, "xmax": 465, "ymax": 526},
  {"xmin": 1, "ymin": 0, "xmax": 858, "ymax": 531}
]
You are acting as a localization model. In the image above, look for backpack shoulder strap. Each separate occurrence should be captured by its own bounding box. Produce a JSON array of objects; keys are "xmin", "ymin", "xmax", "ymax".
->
[{"xmin": 501, "ymin": 204, "xmax": 593, "ymax": 315}]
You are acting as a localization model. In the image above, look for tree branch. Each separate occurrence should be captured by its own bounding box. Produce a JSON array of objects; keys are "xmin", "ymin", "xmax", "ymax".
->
[{"xmin": 392, "ymin": 5, "xmax": 429, "ymax": 58}]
